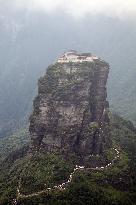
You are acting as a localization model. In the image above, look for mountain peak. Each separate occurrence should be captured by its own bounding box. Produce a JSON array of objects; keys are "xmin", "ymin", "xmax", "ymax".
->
[{"xmin": 29, "ymin": 54, "xmax": 111, "ymax": 165}]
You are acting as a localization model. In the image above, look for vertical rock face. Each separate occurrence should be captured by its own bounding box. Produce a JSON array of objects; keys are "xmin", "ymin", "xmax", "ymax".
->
[{"xmin": 29, "ymin": 54, "xmax": 111, "ymax": 159}]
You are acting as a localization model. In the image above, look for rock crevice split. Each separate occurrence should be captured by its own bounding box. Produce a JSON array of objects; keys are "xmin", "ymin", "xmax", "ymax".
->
[{"xmin": 29, "ymin": 54, "xmax": 111, "ymax": 161}]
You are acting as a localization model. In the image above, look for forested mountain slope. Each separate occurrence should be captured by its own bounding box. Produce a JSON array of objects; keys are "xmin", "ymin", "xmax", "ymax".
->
[{"xmin": 0, "ymin": 114, "xmax": 136, "ymax": 205}]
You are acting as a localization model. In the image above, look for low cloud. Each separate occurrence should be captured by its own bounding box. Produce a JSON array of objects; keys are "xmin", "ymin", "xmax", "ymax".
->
[{"xmin": 1, "ymin": 0, "xmax": 136, "ymax": 19}]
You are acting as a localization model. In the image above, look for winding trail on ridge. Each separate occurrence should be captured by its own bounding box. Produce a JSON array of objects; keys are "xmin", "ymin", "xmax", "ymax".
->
[{"xmin": 12, "ymin": 147, "xmax": 120, "ymax": 204}]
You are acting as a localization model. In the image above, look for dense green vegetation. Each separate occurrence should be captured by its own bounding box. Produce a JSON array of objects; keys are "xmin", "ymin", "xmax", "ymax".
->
[
  {"xmin": 0, "ymin": 114, "xmax": 136, "ymax": 205},
  {"xmin": 19, "ymin": 153, "xmax": 74, "ymax": 195},
  {"xmin": 0, "ymin": 153, "xmax": 75, "ymax": 205},
  {"xmin": 19, "ymin": 182, "xmax": 136, "ymax": 205}
]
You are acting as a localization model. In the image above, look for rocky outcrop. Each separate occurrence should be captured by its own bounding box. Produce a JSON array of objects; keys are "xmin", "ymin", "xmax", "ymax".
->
[{"xmin": 29, "ymin": 55, "xmax": 111, "ymax": 161}]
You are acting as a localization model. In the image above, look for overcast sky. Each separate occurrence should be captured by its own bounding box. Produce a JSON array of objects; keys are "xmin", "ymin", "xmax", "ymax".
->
[{"xmin": 1, "ymin": 0, "xmax": 136, "ymax": 19}]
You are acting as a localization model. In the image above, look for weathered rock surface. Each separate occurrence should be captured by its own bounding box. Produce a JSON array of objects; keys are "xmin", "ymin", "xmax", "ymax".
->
[{"xmin": 29, "ymin": 56, "xmax": 111, "ymax": 161}]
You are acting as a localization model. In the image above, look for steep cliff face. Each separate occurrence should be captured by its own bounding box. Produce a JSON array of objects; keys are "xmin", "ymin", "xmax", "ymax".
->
[{"xmin": 29, "ymin": 57, "xmax": 111, "ymax": 160}]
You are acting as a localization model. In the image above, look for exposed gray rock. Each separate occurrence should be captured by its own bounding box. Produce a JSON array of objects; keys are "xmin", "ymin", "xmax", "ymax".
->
[{"xmin": 29, "ymin": 56, "xmax": 111, "ymax": 162}]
